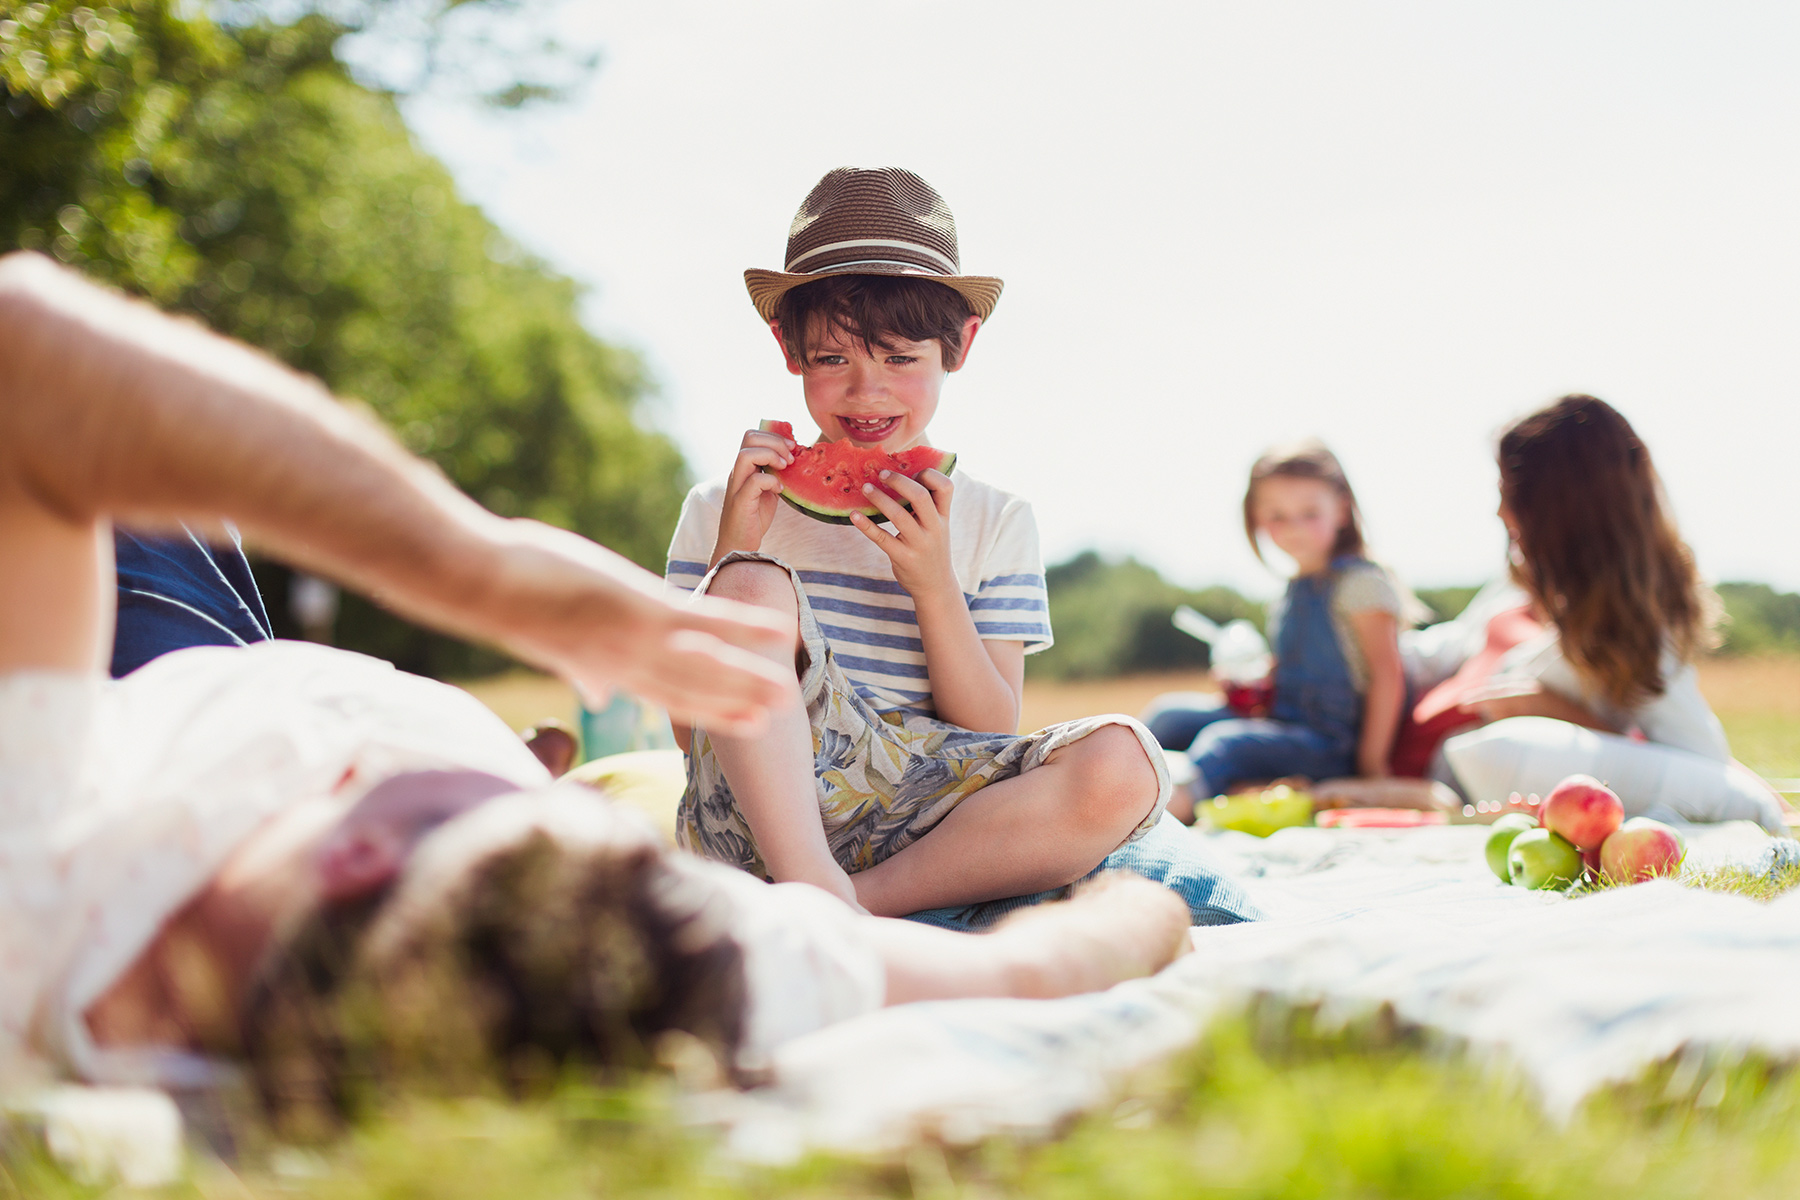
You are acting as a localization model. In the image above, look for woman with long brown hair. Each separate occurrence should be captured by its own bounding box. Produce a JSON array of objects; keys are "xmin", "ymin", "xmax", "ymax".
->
[{"xmin": 1473, "ymin": 394, "xmax": 1726, "ymax": 752}]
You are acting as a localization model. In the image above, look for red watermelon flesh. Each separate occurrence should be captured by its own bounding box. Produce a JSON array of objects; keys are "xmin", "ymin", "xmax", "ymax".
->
[{"xmin": 758, "ymin": 419, "xmax": 957, "ymax": 525}]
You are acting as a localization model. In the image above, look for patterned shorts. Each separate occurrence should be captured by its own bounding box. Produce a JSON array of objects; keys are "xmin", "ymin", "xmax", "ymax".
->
[{"xmin": 678, "ymin": 553, "xmax": 1171, "ymax": 879}]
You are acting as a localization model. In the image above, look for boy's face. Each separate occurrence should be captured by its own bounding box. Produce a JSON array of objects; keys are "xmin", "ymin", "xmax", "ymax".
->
[{"xmin": 773, "ymin": 314, "xmax": 979, "ymax": 452}]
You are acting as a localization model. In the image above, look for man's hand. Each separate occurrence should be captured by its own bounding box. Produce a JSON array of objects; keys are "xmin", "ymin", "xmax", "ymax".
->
[
  {"xmin": 475, "ymin": 520, "xmax": 791, "ymax": 738},
  {"xmin": 0, "ymin": 253, "xmax": 793, "ymax": 733},
  {"xmin": 711, "ymin": 426, "xmax": 796, "ymax": 566},
  {"xmin": 847, "ymin": 469, "xmax": 958, "ymax": 601}
]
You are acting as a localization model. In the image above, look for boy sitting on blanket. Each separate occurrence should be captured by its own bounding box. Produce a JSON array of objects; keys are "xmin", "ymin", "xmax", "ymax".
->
[{"xmin": 666, "ymin": 167, "xmax": 1171, "ymax": 915}]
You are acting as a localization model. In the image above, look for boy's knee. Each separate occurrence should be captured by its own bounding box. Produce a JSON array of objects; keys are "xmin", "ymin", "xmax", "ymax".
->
[
  {"xmin": 708, "ymin": 560, "xmax": 797, "ymax": 613},
  {"xmin": 1062, "ymin": 724, "xmax": 1160, "ymax": 830}
]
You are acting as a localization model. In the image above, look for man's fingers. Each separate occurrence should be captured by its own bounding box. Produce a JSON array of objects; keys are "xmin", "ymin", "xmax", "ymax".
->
[
  {"xmin": 642, "ymin": 628, "xmax": 790, "ymax": 734},
  {"xmin": 682, "ymin": 592, "xmax": 789, "ymax": 653}
]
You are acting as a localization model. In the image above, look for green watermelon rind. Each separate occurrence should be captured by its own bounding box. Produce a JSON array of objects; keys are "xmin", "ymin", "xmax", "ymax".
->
[{"xmin": 756, "ymin": 419, "xmax": 956, "ymax": 525}]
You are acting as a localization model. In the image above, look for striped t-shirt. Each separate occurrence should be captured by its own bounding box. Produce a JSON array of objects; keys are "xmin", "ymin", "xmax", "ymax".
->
[{"xmin": 665, "ymin": 468, "xmax": 1053, "ymax": 720}]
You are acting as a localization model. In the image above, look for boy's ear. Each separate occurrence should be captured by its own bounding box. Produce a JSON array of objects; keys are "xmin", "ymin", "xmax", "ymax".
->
[
  {"xmin": 770, "ymin": 322, "xmax": 804, "ymax": 376},
  {"xmin": 317, "ymin": 829, "xmax": 405, "ymax": 902},
  {"xmin": 948, "ymin": 315, "xmax": 982, "ymax": 373}
]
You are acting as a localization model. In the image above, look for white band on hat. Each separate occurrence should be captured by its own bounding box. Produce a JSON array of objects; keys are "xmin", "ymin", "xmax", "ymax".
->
[
  {"xmin": 810, "ymin": 259, "xmax": 943, "ymax": 275},
  {"xmin": 786, "ymin": 238, "xmax": 958, "ymax": 274}
]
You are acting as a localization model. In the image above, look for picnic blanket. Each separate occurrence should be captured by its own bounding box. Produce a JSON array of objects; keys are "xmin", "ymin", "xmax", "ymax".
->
[{"xmin": 703, "ymin": 820, "xmax": 1800, "ymax": 1161}]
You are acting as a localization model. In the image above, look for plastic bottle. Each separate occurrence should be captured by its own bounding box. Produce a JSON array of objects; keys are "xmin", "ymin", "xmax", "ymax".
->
[{"xmin": 1172, "ymin": 605, "xmax": 1273, "ymax": 715}]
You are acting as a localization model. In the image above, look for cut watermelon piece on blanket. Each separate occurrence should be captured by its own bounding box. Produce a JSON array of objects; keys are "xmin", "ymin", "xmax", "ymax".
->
[
  {"xmin": 758, "ymin": 419, "xmax": 957, "ymax": 525},
  {"xmin": 1314, "ymin": 808, "xmax": 1449, "ymax": 829}
]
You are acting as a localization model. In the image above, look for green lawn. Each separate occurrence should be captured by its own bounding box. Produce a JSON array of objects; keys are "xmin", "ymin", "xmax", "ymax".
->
[
  {"xmin": 14, "ymin": 1009, "xmax": 1800, "ymax": 1199},
  {"xmin": 1722, "ymin": 712, "xmax": 1800, "ymax": 782}
]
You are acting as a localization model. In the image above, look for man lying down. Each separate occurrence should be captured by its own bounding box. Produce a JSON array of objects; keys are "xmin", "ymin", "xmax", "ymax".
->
[{"xmin": 0, "ymin": 253, "xmax": 1190, "ymax": 1128}]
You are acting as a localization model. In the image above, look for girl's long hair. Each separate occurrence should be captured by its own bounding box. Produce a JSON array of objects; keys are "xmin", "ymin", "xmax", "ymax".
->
[
  {"xmin": 1243, "ymin": 439, "xmax": 1367, "ymax": 564},
  {"xmin": 1498, "ymin": 394, "xmax": 1718, "ymax": 708}
]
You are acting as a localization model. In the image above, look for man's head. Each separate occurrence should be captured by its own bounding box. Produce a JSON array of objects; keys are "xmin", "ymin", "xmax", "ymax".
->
[{"xmin": 243, "ymin": 786, "xmax": 747, "ymax": 1137}]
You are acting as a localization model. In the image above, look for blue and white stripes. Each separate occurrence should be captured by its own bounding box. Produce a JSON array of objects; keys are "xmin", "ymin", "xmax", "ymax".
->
[{"xmin": 664, "ymin": 470, "xmax": 1052, "ymax": 720}]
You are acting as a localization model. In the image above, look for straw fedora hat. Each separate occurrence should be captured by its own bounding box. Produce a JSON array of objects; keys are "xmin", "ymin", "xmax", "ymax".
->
[{"xmin": 744, "ymin": 166, "xmax": 1003, "ymax": 324}]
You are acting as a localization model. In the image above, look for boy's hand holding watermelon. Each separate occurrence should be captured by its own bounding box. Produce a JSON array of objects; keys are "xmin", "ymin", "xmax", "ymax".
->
[
  {"xmin": 849, "ymin": 467, "xmax": 957, "ymax": 599},
  {"xmin": 713, "ymin": 425, "xmax": 799, "ymax": 566}
]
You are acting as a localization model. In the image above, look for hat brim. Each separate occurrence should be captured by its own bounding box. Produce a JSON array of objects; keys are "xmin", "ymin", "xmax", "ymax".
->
[{"xmin": 744, "ymin": 264, "xmax": 1002, "ymax": 325}]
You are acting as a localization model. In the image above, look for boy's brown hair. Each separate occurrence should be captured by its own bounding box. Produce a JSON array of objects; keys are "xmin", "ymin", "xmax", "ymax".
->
[
  {"xmin": 1498, "ymin": 394, "xmax": 1718, "ymax": 708},
  {"xmin": 774, "ymin": 275, "xmax": 975, "ymax": 372}
]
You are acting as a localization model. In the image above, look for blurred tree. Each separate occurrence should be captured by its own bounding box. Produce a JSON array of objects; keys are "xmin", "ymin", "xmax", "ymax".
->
[
  {"xmin": 1716, "ymin": 583, "xmax": 1800, "ymax": 657},
  {"xmin": 1029, "ymin": 551, "xmax": 1267, "ymax": 681},
  {"xmin": 2, "ymin": 0, "xmax": 688, "ymax": 677},
  {"xmin": 1414, "ymin": 585, "xmax": 1482, "ymax": 626}
]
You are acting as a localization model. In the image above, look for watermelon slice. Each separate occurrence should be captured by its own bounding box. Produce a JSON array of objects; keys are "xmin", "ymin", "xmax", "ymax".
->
[{"xmin": 758, "ymin": 419, "xmax": 957, "ymax": 525}]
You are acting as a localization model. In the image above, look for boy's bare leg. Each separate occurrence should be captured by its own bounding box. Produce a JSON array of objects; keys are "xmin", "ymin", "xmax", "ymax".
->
[
  {"xmin": 697, "ymin": 561, "xmax": 862, "ymax": 910},
  {"xmin": 852, "ymin": 724, "xmax": 1162, "ymax": 917},
  {"xmin": 867, "ymin": 874, "xmax": 1191, "ymax": 1005}
]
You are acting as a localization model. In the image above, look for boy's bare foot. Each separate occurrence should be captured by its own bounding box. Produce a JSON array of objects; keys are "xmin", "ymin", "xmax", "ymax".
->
[{"xmin": 987, "ymin": 873, "xmax": 1190, "ymax": 999}]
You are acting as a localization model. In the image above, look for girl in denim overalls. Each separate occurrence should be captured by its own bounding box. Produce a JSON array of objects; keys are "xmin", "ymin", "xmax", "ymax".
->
[{"xmin": 1144, "ymin": 442, "xmax": 1410, "ymax": 818}]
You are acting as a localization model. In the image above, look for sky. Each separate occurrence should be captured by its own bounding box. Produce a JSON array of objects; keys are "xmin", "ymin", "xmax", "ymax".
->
[{"xmin": 392, "ymin": 1, "xmax": 1799, "ymax": 599}]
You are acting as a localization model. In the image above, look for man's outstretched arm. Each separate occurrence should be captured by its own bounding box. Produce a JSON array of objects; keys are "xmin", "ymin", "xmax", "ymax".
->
[{"xmin": 0, "ymin": 252, "xmax": 788, "ymax": 733}]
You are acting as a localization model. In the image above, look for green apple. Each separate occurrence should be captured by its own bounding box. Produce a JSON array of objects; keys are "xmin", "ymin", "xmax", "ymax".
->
[
  {"xmin": 1485, "ymin": 813, "xmax": 1539, "ymax": 882},
  {"xmin": 1508, "ymin": 828, "xmax": 1582, "ymax": 890}
]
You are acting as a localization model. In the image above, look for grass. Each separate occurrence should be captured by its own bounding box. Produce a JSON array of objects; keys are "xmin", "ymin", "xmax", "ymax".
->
[
  {"xmin": 1678, "ymin": 860, "xmax": 1800, "ymax": 903},
  {"xmin": 457, "ymin": 655, "xmax": 1800, "ymax": 784},
  {"xmin": 15, "ymin": 1011, "xmax": 1800, "ymax": 1198}
]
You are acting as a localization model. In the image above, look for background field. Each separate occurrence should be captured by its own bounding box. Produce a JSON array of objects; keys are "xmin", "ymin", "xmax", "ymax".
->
[{"xmin": 462, "ymin": 653, "xmax": 1800, "ymax": 785}]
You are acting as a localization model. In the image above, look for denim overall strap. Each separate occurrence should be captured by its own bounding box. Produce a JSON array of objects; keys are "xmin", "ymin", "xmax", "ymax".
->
[{"xmin": 1268, "ymin": 557, "xmax": 1363, "ymax": 748}]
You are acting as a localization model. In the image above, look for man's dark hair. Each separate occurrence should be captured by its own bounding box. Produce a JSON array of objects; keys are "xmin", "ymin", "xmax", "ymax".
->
[
  {"xmin": 241, "ymin": 823, "xmax": 747, "ymax": 1137},
  {"xmin": 775, "ymin": 274, "xmax": 975, "ymax": 370}
]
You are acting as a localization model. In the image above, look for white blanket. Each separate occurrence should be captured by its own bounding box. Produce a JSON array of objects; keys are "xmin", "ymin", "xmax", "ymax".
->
[{"xmin": 709, "ymin": 821, "xmax": 1800, "ymax": 1160}]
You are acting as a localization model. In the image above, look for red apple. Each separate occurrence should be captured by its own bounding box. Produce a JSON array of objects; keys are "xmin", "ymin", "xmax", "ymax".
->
[
  {"xmin": 1540, "ymin": 774, "xmax": 1624, "ymax": 852},
  {"xmin": 1580, "ymin": 846, "xmax": 1603, "ymax": 881},
  {"xmin": 1599, "ymin": 817, "xmax": 1685, "ymax": 884}
]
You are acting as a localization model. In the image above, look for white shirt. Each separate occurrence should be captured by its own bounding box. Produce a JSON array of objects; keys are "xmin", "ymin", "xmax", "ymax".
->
[
  {"xmin": 666, "ymin": 467, "xmax": 1051, "ymax": 719},
  {"xmin": 0, "ymin": 641, "xmax": 883, "ymax": 1088},
  {"xmin": 0, "ymin": 642, "xmax": 551, "ymax": 1088},
  {"xmin": 1496, "ymin": 632, "xmax": 1731, "ymax": 761}
]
